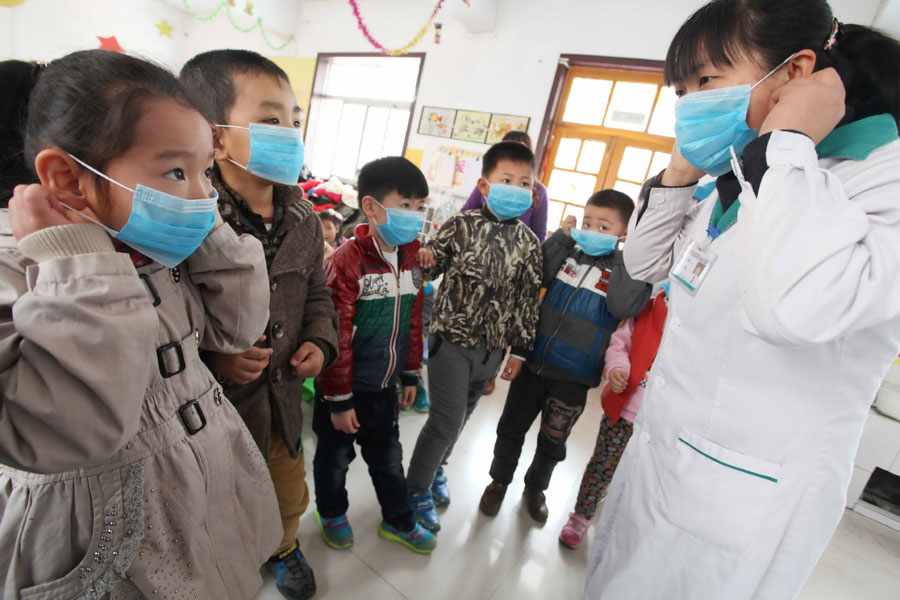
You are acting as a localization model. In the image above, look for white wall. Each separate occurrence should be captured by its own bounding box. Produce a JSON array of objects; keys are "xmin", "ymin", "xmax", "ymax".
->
[{"xmin": 1, "ymin": 0, "xmax": 887, "ymax": 174}]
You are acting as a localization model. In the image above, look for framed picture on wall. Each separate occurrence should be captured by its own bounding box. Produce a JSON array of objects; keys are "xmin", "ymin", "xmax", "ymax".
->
[
  {"xmin": 451, "ymin": 110, "xmax": 491, "ymax": 143},
  {"xmin": 486, "ymin": 113, "xmax": 531, "ymax": 145},
  {"xmin": 418, "ymin": 106, "xmax": 456, "ymax": 138}
]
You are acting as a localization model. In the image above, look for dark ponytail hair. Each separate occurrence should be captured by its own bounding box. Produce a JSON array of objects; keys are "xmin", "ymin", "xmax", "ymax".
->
[
  {"xmin": 0, "ymin": 60, "xmax": 43, "ymax": 206},
  {"xmin": 664, "ymin": 0, "xmax": 900, "ymax": 125},
  {"xmin": 24, "ymin": 50, "xmax": 194, "ymax": 198}
]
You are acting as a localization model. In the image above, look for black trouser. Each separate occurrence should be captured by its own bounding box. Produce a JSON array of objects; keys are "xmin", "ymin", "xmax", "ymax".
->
[
  {"xmin": 489, "ymin": 366, "xmax": 588, "ymax": 491},
  {"xmin": 312, "ymin": 387, "xmax": 415, "ymax": 531}
]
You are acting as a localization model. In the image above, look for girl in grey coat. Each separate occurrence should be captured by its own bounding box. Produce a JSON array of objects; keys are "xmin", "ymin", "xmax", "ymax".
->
[{"xmin": 0, "ymin": 51, "xmax": 281, "ymax": 599}]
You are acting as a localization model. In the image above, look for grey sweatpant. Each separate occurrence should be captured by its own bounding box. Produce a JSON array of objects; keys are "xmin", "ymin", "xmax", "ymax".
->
[{"xmin": 406, "ymin": 336, "xmax": 505, "ymax": 493}]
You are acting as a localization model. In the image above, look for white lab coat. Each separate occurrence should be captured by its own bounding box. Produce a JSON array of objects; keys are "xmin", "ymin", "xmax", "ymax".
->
[{"xmin": 585, "ymin": 128, "xmax": 900, "ymax": 600}]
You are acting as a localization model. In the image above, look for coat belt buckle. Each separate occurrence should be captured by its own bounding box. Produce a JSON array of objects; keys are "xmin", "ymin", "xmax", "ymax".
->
[{"xmin": 178, "ymin": 400, "xmax": 207, "ymax": 435}]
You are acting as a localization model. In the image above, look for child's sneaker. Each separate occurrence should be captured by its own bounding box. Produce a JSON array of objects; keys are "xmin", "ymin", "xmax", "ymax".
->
[
  {"xmin": 378, "ymin": 522, "xmax": 438, "ymax": 554},
  {"xmin": 409, "ymin": 491, "xmax": 441, "ymax": 533},
  {"xmin": 431, "ymin": 467, "xmax": 450, "ymax": 506},
  {"xmin": 266, "ymin": 540, "xmax": 317, "ymax": 600},
  {"xmin": 559, "ymin": 512, "xmax": 591, "ymax": 549},
  {"xmin": 315, "ymin": 509, "xmax": 354, "ymax": 549},
  {"xmin": 413, "ymin": 385, "xmax": 430, "ymax": 412}
]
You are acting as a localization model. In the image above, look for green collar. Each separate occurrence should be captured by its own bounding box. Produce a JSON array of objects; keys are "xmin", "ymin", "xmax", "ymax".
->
[{"xmin": 816, "ymin": 114, "xmax": 898, "ymax": 160}]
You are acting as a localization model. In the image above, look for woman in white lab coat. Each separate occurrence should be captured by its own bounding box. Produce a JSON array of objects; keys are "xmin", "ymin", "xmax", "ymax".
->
[{"xmin": 585, "ymin": 1, "xmax": 900, "ymax": 599}]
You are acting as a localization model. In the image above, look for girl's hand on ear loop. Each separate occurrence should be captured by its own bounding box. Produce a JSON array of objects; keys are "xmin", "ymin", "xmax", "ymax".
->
[
  {"xmin": 8, "ymin": 184, "xmax": 74, "ymax": 241},
  {"xmin": 760, "ymin": 67, "xmax": 846, "ymax": 145},
  {"xmin": 660, "ymin": 142, "xmax": 705, "ymax": 188}
]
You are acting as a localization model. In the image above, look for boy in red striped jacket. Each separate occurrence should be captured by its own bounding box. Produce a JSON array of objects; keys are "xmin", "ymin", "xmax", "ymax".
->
[{"xmin": 314, "ymin": 156, "xmax": 436, "ymax": 554}]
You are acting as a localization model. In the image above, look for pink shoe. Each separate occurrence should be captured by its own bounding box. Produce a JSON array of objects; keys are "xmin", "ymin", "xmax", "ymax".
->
[{"xmin": 559, "ymin": 512, "xmax": 591, "ymax": 549}]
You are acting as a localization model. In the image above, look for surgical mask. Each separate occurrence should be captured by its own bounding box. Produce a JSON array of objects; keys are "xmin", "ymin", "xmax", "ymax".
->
[
  {"xmin": 372, "ymin": 200, "xmax": 424, "ymax": 247},
  {"xmin": 65, "ymin": 155, "xmax": 218, "ymax": 267},
  {"xmin": 216, "ymin": 122, "xmax": 304, "ymax": 185},
  {"xmin": 674, "ymin": 54, "xmax": 795, "ymax": 177},
  {"xmin": 486, "ymin": 183, "xmax": 532, "ymax": 221},
  {"xmin": 570, "ymin": 228, "xmax": 619, "ymax": 257}
]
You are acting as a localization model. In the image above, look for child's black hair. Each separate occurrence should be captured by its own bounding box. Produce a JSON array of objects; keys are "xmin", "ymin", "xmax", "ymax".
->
[
  {"xmin": 586, "ymin": 189, "xmax": 635, "ymax": 225},
  {"xmin": 481, "ymin": 141, "xmax": 535, "ymax": 177},
  {"xmin": 179, "ymin": 49, "xmax": 291, "ymax": 123},
  {"xmin": 357, "ymin": 156, "xmax": 429, "ymax": 202},
  {"xmin": 664, "ymin": 0, "xmax": 900, "ymax": 124},
  {"xmin": 25, "ymin": 50, "xmax": 194, "ymax": 203},
  {"xmin": 318, "ymin": 209, "xmax": 344, "ymax": 227},
  {"xmin": 0, "ymin": 60, "xmax": 43, "ymax": 205},
  {"xmin": 502, "ymin": 130, "xmax": 533, "ymax": 149}
]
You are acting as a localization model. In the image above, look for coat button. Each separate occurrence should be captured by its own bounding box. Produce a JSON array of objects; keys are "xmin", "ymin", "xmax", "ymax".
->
[
  {"xmin": 654, "ymin": 376, "xmax": 665, "ymax": 389},
  {"xmin": 640, "ymin": 431, "xmax": 651, "ymax": 444},
  {"xmin": 272, "ymin": 322, "xmax": 284, "ymax": 340},
  {"xmin": 271, "ymin": 368, "xmax": 283, "ymax": 383},
  {"xmin": 170, "ymin": 267, "xmax": 181, "ymax": 283},
  {"xmin": 213, "ymin": 388, "xmax": 223, "ymax": 406},
  {"xmin": 270, "ymin": 279, "xmax": 278, "ymax": 292},
  {"xmin": 669, "ymin": 315, "xmax": 682, "ymax": 332}
]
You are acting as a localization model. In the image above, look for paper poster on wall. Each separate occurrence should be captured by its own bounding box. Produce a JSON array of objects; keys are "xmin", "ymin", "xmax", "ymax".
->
[
  {"xmin": 486, "ymin": 113, "xmax": 530, "ymax": 145},
  {"xmin": 418, "ymin": 106, "xmax": 456, "ymax": 138},
  {"xmin": 451, "ymin": 110, "xmax": 491, "ymax": 143}
]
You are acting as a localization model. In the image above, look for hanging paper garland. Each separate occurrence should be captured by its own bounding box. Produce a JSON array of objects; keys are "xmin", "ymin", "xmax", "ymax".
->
[
  {"xmin": 180, "ymin": 0, "xmax": 293, "ymax": 50},
  {"xmin": 348, "ymin": 0, "xmax": 445, "ymax": 56}
]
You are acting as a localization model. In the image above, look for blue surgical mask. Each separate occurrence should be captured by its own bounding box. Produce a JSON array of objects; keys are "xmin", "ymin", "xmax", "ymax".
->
[
  {"xmin": 570, "ymin": 228, "xmax": 619, "ymax": 256},
  {"xmin": 65, "ymin": 155, "xmax": 217, "ymax": 267},
  {"xmin": 217, "ymin": 122, "xmax": 304, "ymax": 185},
  {"xmin": 486, "ymin": 183, "xmax": 532, "ymax": 221},
  {"xmin": 674, "ymin": 54, "xmax": 794, "ymax": 177},
  {"xmin": 372, "ymin": 200, "xmax": 425, "ymax": 247}
]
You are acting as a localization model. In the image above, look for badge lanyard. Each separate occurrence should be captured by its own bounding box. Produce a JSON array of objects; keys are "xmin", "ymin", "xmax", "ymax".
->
[{"xmin": 671, "ymin": 147, "xmax": 745, "ymax": 294}]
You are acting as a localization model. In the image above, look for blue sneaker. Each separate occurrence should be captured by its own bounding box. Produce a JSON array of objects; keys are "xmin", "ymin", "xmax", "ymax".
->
[
  {"xmin": 266, "ymin": 540, "xmax": 317, "ymax": 600},
  {"xmin": 315, "ymin": 509, "xmax": 354, "ymax": 549},
  {"xmin": 409, "ymin": 491, "xmax": 441, "ymax": 533},
  {"xmin": 378, "ymin": 522, "xmax": 438, "ymax": 553},
  {"xmin": 413, "ymin": 385, "xmax": 430, "ymax": 413},
  {"xmin": 431, "ymin": 467, "xmax": 450, "ymax": 507}
]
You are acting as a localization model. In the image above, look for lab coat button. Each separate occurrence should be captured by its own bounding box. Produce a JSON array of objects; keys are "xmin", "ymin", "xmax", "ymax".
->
[
  {"xmin": 640, "ymin": 431, "xmax": 650, "ymax": 444},
  {"xmin": 654, "ymin": 376, "xmax": 665, "ymax": 389},
  {"xmin": 670, "ymin": 316, "xmax": 681, "ymax": 331}
]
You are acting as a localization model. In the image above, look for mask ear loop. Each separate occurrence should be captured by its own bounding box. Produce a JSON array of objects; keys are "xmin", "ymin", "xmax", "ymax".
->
[
  {"xmin": 751, "ymin": 52, "xmax": 798, "ymax": 91},
  {"xmin": 56, "ymin": 154, "xmax": 135, "ymax": 234},
  {"xmin": 214, "ymin": 124, "xmax": 251, "ymax": 171}
]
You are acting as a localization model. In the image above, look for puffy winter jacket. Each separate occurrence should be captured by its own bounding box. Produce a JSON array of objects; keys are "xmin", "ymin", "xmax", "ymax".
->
[{"xmin": 319, "ymin": 224, "xmax": 424, "ymax": 411}]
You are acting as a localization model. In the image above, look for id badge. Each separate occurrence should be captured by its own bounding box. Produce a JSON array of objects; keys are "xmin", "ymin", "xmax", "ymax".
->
[{"xmin": 671, "ymin": 238, "xmax": 717, "ymax": 294}]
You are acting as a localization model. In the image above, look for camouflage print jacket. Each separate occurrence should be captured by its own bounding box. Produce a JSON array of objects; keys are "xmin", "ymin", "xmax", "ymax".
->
[{"xmin": 426, "ymin": 206, "xmax": 542, "ymax": 351}]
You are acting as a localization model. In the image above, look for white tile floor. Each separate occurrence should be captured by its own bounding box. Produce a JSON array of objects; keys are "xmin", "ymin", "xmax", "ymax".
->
[{"xmin": 257, "ymin": 376, "xmax": 900, "ymax": 600}]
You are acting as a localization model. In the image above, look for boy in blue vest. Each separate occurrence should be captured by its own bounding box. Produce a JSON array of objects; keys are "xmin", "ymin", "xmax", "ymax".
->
[{"xmin": 479, "ymin": 190, "xmax": 651, "ymax": 521}]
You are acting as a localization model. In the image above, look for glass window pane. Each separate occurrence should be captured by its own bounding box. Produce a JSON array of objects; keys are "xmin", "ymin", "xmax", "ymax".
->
[
  {"xmin": 614, "ymin": 180, "xmax": 643, "ymax": 201},
  {"xmin": 547, "ymin": 169, "xmax": 597, "ymax": 206},
  {"xmin": 617, "ymin": 147, "xmax": 653, "ymax": 182},
  {"xmin": 554, "ymin": 138, "xmax": 581, "ymax": 170},
  {"xmin": 356, "ymin": 107, "xmax": 389, "ymax": 171},
  {"xmin": 576, "ymin": 140, "xmax": 606, "ymax": 174},
  {"xmin": 323, "ymin": 56, "xmax": 420, "ymax": 102},
  {"xmin": 306, "ymin": 97, "xmax": 343, "ymax": 178},
  {"xmin": 648, "ymin": 86, "xmax": 678, "ymax": 138},
  {"xmin": 604, "ymin": 81, "xmax": 659, "ymax": 132},
  {"xmin": 562, "ymin": 78, "xmax": 613, "ymax": 125},
  {"xmin": 548, "ymin": 200, "xmax": 566, "ymax": 231},
  {"xmin": 563, "ymin": 204, "xmax": 585, "ymax": 227},
  {"xmin": 383, "ymin": 108, "xmax": 410, "ymax": 156},
  {"xmin": 648, "ymin": 151, "xmax": 671, "ymax": 179},
  {"xmin": 331, "ymin": 103, "xmax": 367, "ymax": 180}
]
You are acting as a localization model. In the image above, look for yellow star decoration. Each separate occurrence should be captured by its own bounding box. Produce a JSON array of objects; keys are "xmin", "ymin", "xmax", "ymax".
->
[
  {"xmin": 156, "ymin": 19, "xmax": 174, "ymax": 38},
  {"xmin": 245, "ymin": 1, "xmax": 253, "ymax": 15}
]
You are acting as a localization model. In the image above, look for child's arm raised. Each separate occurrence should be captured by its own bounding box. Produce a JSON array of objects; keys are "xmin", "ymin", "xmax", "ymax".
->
[
  {"xmin": 0, "ymin": 186, "xmax": 159, "ymax": 471},
  {"xmin": 186, "ymin": 210, "xmax": 270, "ymax": 354},
  {"xmin": 540, "ymin": 217, "xmax": 578, "ymax": 287}
]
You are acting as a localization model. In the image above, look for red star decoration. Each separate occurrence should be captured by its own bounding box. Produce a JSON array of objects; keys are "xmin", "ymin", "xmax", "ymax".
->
[{"xmin": 97, "ymin": 35, "xmax": 124, "ymax": 52}]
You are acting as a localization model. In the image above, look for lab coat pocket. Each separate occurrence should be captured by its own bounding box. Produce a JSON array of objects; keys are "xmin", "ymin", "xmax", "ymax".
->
[{"xmin": 661, "ymin": 429, "xmax": 781, "ymax": 553}]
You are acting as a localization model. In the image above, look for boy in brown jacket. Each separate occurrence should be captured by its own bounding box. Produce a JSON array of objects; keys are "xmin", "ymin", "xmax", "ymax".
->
[{"xmin": 181, "ymin": 50, "xmax": 338, "ymax": 600}]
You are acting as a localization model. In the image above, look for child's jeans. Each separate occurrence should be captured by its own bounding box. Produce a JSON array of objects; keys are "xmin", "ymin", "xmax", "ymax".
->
[
  {"xmin": 406, "ymin": 336, "xmax": 504, "ymax": 493},
  {"xmin": 489, "ymin": 366, "xmax": 589, "ymax": 491},
  {"xmin": 312, "ymin": 387, "xmax": 415, "ymax": 531}
]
